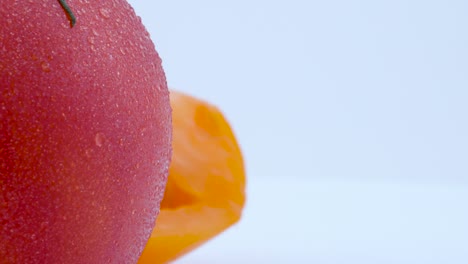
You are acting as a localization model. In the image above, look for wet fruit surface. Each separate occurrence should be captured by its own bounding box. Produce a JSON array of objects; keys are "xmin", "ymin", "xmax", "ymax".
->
[
  {"xmin": 138, "ymin": 90, "xmax": 246, "ymax": 263},
  {"xmin": 0, "ymin": 1, "xmax": 171, "ymax": 263}
]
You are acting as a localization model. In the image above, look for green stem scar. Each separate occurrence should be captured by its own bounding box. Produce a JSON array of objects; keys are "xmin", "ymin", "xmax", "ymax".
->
[{"xmin": 58, "ymin": 0, "xmax": 76, "ymax": 27}]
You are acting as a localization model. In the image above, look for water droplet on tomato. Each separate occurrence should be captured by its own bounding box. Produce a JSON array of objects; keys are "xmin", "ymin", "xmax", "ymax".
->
[
  {"xmin": 40, "ymin": 61, "xmax": 50, "ymax": 72},
  {"xmin": 95, "ymin": 133, "xmax": 105, "ymax": 147},
  {"xmin": 99, "ymin": 8, "xmax": 111, "ymax": 19}
]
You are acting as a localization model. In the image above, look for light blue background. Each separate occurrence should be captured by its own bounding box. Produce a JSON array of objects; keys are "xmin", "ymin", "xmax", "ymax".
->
[
  {"xmin": 127, "ymin": 0, "xmax": 468, "ymax": 263},
  {"xmin": 127, "ymin": 0, "xmax": 468, "ymax": 183}
]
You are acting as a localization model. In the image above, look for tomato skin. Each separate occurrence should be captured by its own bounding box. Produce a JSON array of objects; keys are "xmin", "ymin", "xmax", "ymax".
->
[{"xmin": 0, "ymin": 1, "xmax": 171, "ymax": 263}]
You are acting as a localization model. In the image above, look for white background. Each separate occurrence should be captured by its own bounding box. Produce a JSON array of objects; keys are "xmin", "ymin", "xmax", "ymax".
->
[{"xmin": 127, "ymin": 1, "xmax": 468, "ymax": 263}]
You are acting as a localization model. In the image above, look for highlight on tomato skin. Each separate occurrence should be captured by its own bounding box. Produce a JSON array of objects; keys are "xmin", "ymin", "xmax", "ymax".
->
[{"xmin": 138, "ymin": 90, "xmax": 247, "ymax": 263}]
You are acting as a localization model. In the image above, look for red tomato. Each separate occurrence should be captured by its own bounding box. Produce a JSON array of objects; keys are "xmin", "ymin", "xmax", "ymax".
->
[{"xmin": 0, "ymin": 1, "xmax": 171, "ymax": 263}]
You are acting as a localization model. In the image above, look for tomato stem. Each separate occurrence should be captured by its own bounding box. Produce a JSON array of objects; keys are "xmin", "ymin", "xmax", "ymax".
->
[{"xmin": 58, "ymin": 0, "xmax": 76, "ymax": 27}]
